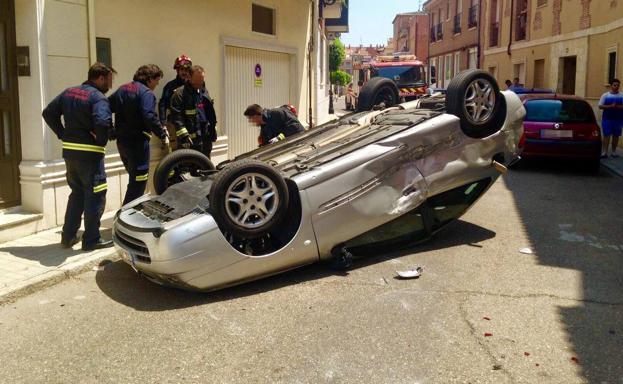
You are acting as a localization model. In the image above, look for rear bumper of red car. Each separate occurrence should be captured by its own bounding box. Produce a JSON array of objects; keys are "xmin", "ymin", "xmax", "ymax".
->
[{"xmin": 522, "ymin": 139, "xmax": 601, "ymax": 159}]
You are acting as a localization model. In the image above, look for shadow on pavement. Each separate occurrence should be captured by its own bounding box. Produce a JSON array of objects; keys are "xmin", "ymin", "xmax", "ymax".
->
[
  {"xmin": 503, "ymin": 162, "xmax": 623, "ymax": 383},
  {"xmin": 95, "ymin": 219, "xmax": 495, "ymax": 311}
]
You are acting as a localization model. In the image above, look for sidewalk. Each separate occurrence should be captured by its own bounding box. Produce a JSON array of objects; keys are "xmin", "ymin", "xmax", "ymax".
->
[
  {"xmin": 601, "ymin": 153, "xmax": 623, "ymax": 178},
  {"xmin": 0, "ymin": 212, "xmax": 118, "ymax": 303}
]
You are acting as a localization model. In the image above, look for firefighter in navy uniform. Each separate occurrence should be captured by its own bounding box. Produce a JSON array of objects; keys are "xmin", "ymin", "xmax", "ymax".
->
[
  {"xmin": 243, "ymin": 103, "xmax": 304, "ymax": 146},
  {"xmin": 158, "ymin": 55, "xmax": 192, "ymax": 130},
  {"xmin": 109, "ymin": 64, "xmax": 169, "ymax": 205},
  {"xmin": 169, "ymin": 65, "xmax": 218, "ymax": 157},
  {"xmin": 42, "ymin": 63, "xmax": 115, "ymax": 251}
]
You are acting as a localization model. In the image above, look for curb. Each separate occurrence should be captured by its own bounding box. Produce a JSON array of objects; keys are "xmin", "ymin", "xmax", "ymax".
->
[
  {"xmin": 601, "ymin": 160, "xmax": 623, "ymax": 179},
  {"xmin": 0, "ymin": 248, "xmax": 120, "ymax": 306}
]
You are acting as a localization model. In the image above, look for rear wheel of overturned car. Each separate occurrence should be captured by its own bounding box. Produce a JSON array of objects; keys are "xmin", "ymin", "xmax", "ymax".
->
[
  {"xmin": 356, "ymin": 77, "xmax": 400, "ymax": 112},
  {"xmin": 446, "ymin": 69, "xmax": 507, "ymax": 139},
  {"xmin": 209, "ymin": 159, "xmax": 289, "ymax": 239},
  {"xmin": 153, "ymin": 149, "xmax": 215, "ymax": 195}
]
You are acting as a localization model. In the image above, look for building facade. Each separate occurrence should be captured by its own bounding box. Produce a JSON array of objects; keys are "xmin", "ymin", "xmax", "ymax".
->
[
  {"xmin": 0, "ymin": 0, "xmax": 344, "ymax": 240},
  {"xmin": 392, "ymin": 12, "xmax": 429, "ymax": 61},
  {"xmin": 425, "ymin": 0, "xmax": 481, "ymax": 88},
  {"xmin": 481, "ymin": 0, "xmax": 623, "ymax": 107}
]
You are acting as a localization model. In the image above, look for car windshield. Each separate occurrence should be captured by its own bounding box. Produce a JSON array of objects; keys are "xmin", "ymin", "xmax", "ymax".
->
[
  {"xmin": 372, "ymin": 65, "xmax": 424, "ymax": 84},
  {"xmin": 524, "ymin": 99, "xmax": 594, "ymax": 123}
]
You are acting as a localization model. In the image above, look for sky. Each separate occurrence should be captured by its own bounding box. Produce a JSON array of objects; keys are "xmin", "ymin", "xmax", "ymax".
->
[{"xmin": 340, "ymin": 0, "xmax": 426, "ymax": 47}]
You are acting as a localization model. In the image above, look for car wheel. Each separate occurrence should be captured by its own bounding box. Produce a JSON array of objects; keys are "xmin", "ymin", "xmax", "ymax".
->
[
  {"xmin": 446, "ymin": 69, "xmax": 507, "ymax": 139},
  {"xmin": 153, "ymin": 149, "xmax": 215, "ymax": 195},
  {"xmin": 356, "ymin": 77, "xmax": 400, "ymax": 111},
  {"xmin": 209, "ymin": 159, "xmax": 289, "ymax": 239}
]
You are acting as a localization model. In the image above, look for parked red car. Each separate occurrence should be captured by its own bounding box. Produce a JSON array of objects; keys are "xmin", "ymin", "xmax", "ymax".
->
[{"xmin": 518, "ymin": 94, "xmax": 602, "ymax": 172}]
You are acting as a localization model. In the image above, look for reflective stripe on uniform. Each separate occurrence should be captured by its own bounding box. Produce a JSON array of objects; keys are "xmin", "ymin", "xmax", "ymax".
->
[
  {"xmin": 277, "ymin": 133, "xmax": 286, "ymax": 140},
  {"xmin": 167, "ymin": 169, "xmax": 175, "ymax": 178},
  {"xmin": 176, "ymin": 127, "xmax": 189, "ymax": 137},
  {"xmin": 62, "ymin": 141, "xmax": 106, "ymax": 154},
  {"xmin": 135, "ymin": 173, "xmax": 149, "ymax": 182},
  {"xmin": 184, "ymin": 109, "xmax": 197, "ymax": 115},
  {"xmin": 93, "ymin": 183, "xmax": 108, "ymax": 193},
  {"xmin": 190, "ymin": 132, "xmax": 197, "ymax": 139},
  {"xmin": 142, "ymin": 131, "xmax": 151, "ymax": 139}
]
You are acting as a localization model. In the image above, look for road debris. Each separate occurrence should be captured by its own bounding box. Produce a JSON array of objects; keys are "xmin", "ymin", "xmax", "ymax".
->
[
  {"xmin": 524, "ymin": 352, "xmax": 530, "ymax": 356},
  {"xmin": 484, "ymin": 332, "xmax": 493, "ymax": 337},
  {"xmin": 483, "ymin": 316, "xmax": 491, "ymax": 321},
  {"xmin": 92, "ymin": 259, "xmax": 112, "ymax": 271},
  {"xmin": 396, "ymin": 267, "xmax": 423, "ymax": 279},
  {"xmin": 492, "ymin": 364, "xmax": 503, "ymax": 370},
  {"xmin": 519, "ymin": 247, "xmax": 533, "ymax": 254},
  {"xmin": 571, "ymin": 357, "xmax": 580, "ymax": 364}
]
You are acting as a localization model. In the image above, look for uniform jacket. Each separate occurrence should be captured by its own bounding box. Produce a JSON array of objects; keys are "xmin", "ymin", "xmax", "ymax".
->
[
  {"xmin": 109, "ymin": 81, "xmax": 166, "ymax": 142},
  {"xmin": 169, "ymin": 83, "xmax": 218, "ymax": 142},
  {"xmin": 42, "ymin": 81, "xmax": 111, "ymax": 160},
  {"xmin": 259, "ymin": 106, "xmax": 304, "ymax": 146},
  {"xmin": 158, "ymin": 76, "xmax": 185, "ymax": 124}
]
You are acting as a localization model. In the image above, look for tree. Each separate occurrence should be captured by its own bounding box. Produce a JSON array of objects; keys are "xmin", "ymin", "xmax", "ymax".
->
[
  {"xmin": 330, "ymin": 70, "xmax": 351, "ymax": 86},
  {"xmin": 329, "ymin": 38, "xmax": 346, "ymax": 72}
]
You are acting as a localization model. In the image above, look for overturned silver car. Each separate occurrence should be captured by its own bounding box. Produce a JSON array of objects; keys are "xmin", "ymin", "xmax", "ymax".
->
[{"xmin": 112, "ymin": 70, "xmax": 525, "ymax": 291}]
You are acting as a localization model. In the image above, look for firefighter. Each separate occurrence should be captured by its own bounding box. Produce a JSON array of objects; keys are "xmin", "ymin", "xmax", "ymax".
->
[
  {"xmin": 243, "ymin": 104, "xmax": 304, "ymax": 146},
  {"xmin": 42, "ymin": 63, "xmax": 115, "ymax": 251},
  {"xmin": 158, "ymin": 54, "xmax": 192, "ymax": 127},
  {"xmin": 169, "ymin": 65, "xmax": 218, "ymax": 157},
  {"xmin": 109, "ymin": 64, "xmax": 169, "ymax": 205}
]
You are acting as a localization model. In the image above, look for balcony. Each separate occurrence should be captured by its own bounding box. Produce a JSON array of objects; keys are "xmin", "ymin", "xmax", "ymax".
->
[
  {"xmin": 515, "ymin": 11, "xmax": 527, "ymax": 40},
  {"xmin": 436, "ymin": 23, "xmax": 443, "ymax": 40},
  {"xmin": 489, "ymin": 22, "xmax": 499, "ymax": 47},
  {"xmin": 453, "ymin": 13, "xmax": 462, "ymax": 34},
  {"xmin": 468, "ymin": 5, "xmax": 479, "ymax": 28}
]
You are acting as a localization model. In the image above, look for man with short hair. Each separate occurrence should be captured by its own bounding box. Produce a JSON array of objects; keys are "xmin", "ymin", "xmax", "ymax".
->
[
  {"xmin": 109, "ymin": 64, "xmax": 169, "ymax": 205},
  {"xmin": 42, "ymin": 63, "xmax": 115, "ymax": 251},
  {"xmin": 598, "ymin": 78, "xmax": 623, "ymax": 158},
  {"xmin": 169, "ymin": 65, "xmax": 218, "ymax": 156},
  {"xmin": 243, "ymin": 104, "xmax": 304, "ymax": 146},
  {"xmin": 508, "ymin": 77, "xmax": 521, "ymax": 91}
]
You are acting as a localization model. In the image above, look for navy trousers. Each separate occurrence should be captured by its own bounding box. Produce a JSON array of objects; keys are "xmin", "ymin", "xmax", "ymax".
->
[
  {"xmin": 117, "ymin": 139, "xmax": 150, "ymax": 205},
  {"xmin": 62, "ymin": 158, "xmax": 107, "ymax": 247}
]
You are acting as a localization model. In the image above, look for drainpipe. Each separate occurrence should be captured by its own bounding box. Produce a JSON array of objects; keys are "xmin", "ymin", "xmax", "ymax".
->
[
  {"xmin": 507, "ymin": 0, "xmax": 514, "ymax": 56},
  {"xmin": 477, "ymin": 0, "xmax": 482, "ymax": 68},
  {"xmin": 307, "ymin": 0, "xmax": 315, "ymax": 129}
]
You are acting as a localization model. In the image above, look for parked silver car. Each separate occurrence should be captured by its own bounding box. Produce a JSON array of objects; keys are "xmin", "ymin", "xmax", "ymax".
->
[{"xmin": 112, "ymin": 70, "xmax": 525, "ymax": 291}]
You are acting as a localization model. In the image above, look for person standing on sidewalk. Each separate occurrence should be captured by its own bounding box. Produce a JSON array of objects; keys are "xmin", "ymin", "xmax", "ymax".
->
[
  {"xmin": 169, "ymin": 65, "xmax": 218, "ymax": 157},
  {"xmin": 109, "ymin": 64, "xmax": 170, "ymax": 205},
  {"xmin": 158, "ymin": 55, "xmax": 192, "ymax": 131},
  {"xmin": 599, "ymin": 78, "xmax": 623, "ymax": 158},
  {"xmin": 42, "ymin": 63, "xmax": 115, "ymax": 251}
]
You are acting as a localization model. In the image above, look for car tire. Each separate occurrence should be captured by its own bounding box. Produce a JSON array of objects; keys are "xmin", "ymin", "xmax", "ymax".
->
[
  {"xmin": 209, "ymin": 159, "xmax": 289, "ymax": 239},
  {"xmin": 446, "ymin": 69, "xmax": 507, "ymax": 139},
  {"xmin": 153, "ymin": 149, "xmax": 215, "ymax": 195},
  {"xmin": 356, "ymin": 77, "xmax": 400, "ymax": 112}
]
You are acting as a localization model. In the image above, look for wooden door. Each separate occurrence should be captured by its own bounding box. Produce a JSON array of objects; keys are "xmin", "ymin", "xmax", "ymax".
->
[{"xmin": 0, "ymin": 0, "xmax": 21, "ymax": 208}]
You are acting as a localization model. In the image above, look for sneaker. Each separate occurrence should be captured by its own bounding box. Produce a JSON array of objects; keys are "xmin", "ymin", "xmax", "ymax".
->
[
  {"xmin": 82, "ymin": 238, "xmax": 113, "ymax": 251},
  {"xmin": 61, "ymin": 236, "xmax": 80, "ymax": 249}
]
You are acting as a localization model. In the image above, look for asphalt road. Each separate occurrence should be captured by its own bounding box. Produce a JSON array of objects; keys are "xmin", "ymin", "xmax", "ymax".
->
[{"xmin": 1, "ymin": 161, "xmax": 622, "ymax": 384}]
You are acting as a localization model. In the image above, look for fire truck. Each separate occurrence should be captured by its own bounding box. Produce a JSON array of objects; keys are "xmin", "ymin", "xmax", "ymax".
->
[{"xmin": 368, "ymin": 54, "xmax": 428, "ymax": 101}]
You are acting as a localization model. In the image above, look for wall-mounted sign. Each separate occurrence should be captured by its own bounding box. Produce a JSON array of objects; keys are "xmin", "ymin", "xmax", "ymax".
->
[
  {"xmin": 254, "ymin": 79, "xmax": 263, "ymax": 87},
  {"xmin": 255, "ymin": 63, "xmax": 262, "ymax": 78}
]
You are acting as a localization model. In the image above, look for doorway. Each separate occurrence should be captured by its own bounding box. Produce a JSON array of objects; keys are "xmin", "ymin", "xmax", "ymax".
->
[
  {"xmin": 0, "ymin": 0, "xmax": 21, "ymax": 209},
  {"xmin": 561, "ymin": 56, "xmax": 577, "ymax": 95}
]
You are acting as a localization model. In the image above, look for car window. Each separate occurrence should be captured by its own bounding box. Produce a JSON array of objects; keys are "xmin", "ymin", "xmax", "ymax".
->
[
  {"xmin": 372, "ymin": 66, "xmax": 424, "ymax": 84},
  {"xmin": 428, "ymin": 178, "xmax": 492, "ymax": 229},
  {"xmin": 524, "ymin": 99, "xmax": 595, "ymax": 123}
]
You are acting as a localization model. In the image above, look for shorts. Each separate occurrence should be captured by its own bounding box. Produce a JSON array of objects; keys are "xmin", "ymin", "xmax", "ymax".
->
[{"xmin": 602, "ymin": 119, "xmax": 623, "ymax": 137}]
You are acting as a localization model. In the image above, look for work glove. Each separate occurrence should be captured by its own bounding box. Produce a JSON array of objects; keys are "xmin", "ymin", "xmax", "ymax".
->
[
  {"xmin": 268, "ymin": 133, "xmax": 286, "ymax": 144},
  {"xmin": 180, "ymin": 136, "xmax": 193, "ymax": 149},
  {"xmin": 160, "ymin": 134, "xmax": 170, "ymax": 151}
]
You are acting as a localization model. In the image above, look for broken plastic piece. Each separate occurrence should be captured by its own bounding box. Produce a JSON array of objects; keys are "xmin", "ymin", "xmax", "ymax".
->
[
  {"xmin": 484, "ymin": 332, "xmax": 493, "ymax": 337},
  {"xmin": 519, "ymin": 247, "xmax": 533, "ymax": 254},
  {"xmin": 396, "ymin": 266, "xmax": 423, "ymax": 279}
]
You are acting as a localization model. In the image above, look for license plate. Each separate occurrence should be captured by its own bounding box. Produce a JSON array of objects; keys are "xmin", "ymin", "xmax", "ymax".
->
[{"xmin": 541, "ymin": 129, "xmax": 573, "ymax": 138}]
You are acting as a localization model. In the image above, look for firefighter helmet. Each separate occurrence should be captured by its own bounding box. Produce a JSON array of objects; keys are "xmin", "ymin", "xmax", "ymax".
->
[{"xmin": 173, "ymin": 55, "xmax": 192, "ymax": 69}]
